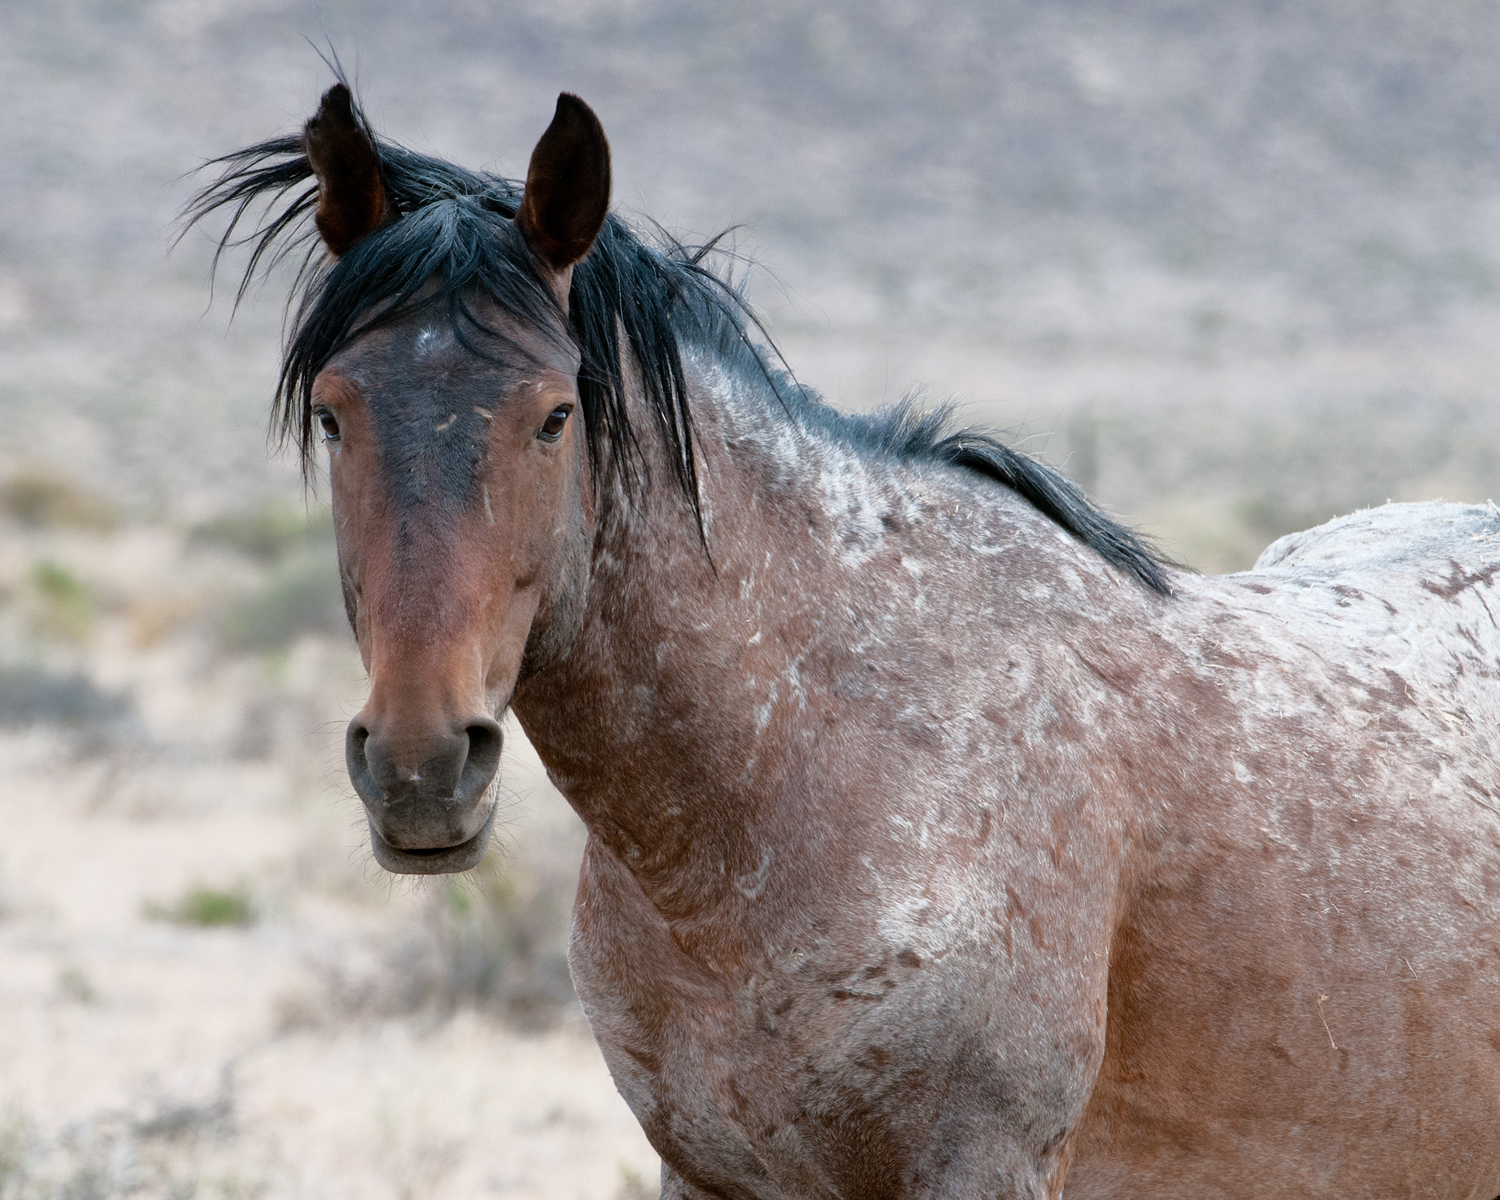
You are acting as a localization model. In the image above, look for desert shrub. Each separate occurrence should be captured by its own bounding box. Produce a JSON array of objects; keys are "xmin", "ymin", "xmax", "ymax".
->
[
  {"xmin": 0, "ymin": 1077, "xmax": 251, "ymax": 1200},
  {"xmin": 0, "ymin": 663, "xmax": 129, "ymax": 730},
  {"xmin": 215, "ymin": 552, "xmax": 346, "ymax": 653},
  {"xmin": 0, "ymin": 469, "xmax": 116, "ymax": 532},
  {"xmin": 194, "ymin": 499, "xmax": 347, "ymax": 653},
  {"xmin": 27, "ymin": 561, "xmax": 96, "ymax": 642},
  {"xmin": 0, "ymin": 1112, "xmax": 32, "ymax": 1200},
  {"xmin": 614, "ymin": 1164, "xmax": 659, "ymax": 1200},
  {"xmin": 190, "ymin": 502, "xmax": 332, "ymax": 564},
  {"xmin": 55, "ymin": 965, "xmax": 98, "ymax": 1005},
  {"xmin": 143, "ymin": 884, "xmax": 256, "ymax": 929},
  {"xmin": 427, "ymin": 854, "xmax": 575, "ymax": 1026},
  {"xmin": 286, "ymin": 848, "xmax": 576, "ymax": 1031}
]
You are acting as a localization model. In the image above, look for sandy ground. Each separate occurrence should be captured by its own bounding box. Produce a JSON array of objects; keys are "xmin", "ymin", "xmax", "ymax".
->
[{"xmin": 0, "ymin": 730, "xmax": 660, "ymax": 1200}]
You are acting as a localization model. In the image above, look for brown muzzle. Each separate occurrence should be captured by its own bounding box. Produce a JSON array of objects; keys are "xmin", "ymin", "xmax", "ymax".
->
[{"xmin": 345, "ymin": 711, "xmax": 503, "ymax": 873}]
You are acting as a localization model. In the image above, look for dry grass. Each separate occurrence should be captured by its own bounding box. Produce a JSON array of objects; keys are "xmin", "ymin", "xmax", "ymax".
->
[{"xmin": 0, "ymin": 469, "xmax": 117, "ymax": 534}]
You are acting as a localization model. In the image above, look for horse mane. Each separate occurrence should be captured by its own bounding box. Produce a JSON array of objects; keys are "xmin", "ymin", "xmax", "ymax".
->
[
  {"xmin": 183, "ymin": 90, "xmax": 1172, "ymax": 595},
  {"xmin": 805, "ymin": 398, "xmax": 1172, "ymax": 592}
]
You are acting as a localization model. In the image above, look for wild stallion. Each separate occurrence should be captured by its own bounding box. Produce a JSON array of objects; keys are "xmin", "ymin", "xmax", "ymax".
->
[{"xmin": 190, "ymin": 82, "xmax": 1500, "ymax": 1198}]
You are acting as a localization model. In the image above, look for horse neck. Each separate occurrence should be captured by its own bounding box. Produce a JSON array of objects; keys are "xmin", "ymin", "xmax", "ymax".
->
[{"xmin": 510, "ymin": 352, "xmax": 1154, "ymax": 928}]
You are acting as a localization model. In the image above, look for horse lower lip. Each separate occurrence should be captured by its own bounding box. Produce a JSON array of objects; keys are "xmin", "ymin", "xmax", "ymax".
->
[{"xmin": 368, "ymin": 804, "xmax": 498, "ymax": 875}]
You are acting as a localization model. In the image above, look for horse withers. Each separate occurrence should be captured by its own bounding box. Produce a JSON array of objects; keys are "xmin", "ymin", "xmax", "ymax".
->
[{"xmin": 191, "ymin": 82, "xmax": 1500, "ymax": 1199}]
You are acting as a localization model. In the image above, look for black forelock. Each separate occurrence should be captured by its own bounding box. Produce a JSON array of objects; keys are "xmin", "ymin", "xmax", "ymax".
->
[{"xmin": 183, "ymin": 87, "xmax": 1172, "ymax": 594}]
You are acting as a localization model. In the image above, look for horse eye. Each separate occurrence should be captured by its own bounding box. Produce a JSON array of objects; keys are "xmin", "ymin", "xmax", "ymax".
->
[
  {"xmin": 537, "ymin": 406, "xmax": 571, "ymax": 443},
  {"xmin": 316, "ymin": 408, "xmax": 341, "ymax": 443}
]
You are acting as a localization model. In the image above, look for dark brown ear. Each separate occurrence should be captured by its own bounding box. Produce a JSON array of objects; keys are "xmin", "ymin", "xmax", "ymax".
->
[
  {"xmin": 304, "ymin": 84, "xmax": 391, "ymax": 257},
  {"xmin": 515, "ymin": 94, "xmax": 611, "ymax": 272}
]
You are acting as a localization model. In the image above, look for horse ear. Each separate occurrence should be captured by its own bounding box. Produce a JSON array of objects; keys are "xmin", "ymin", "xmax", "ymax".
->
[
  {"xmin": 304, "ymin": 84, "xmax": 391, "ymax": 257},
  {"xmin": 516, "ymin": 94, "xmax": 611, "ymax": 274}
]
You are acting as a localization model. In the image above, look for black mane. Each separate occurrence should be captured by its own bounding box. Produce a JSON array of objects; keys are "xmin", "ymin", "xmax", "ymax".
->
[{"xmin": 184, "ymin": 93, "xmax": 1171, "ymax": 595}]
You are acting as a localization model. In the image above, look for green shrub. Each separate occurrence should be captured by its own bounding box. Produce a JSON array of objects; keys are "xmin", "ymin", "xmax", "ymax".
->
[
  {"xmin": 143, "ymin": 884, "xmax": 256, "ymax": 928},
  {"xmin": 191, "ymin": 502, "xmax": 332, "ymax": 564},
  {"xmin": 54, "ymin": 965, "xmax": 97, "ymax": 1004},
  {"xmin": 614, "ymin": 1164, "xmax": 659, "ymax": 1200},
  {"xmin": 27, "ymin": 561, "xmax": 96, "ymax": 642},
  {"xmin": 0, "ymin": 1112, "xmax": 32, "ymax": 1199},
  {"xmin": 216, "ymin": 552, "xmax": 347, "ymax": 653}
]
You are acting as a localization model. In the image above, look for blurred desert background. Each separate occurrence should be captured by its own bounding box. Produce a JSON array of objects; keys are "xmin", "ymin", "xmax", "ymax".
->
[{"xmin": 4, "ymin": 1, "xmax": 1500, "ymax": 1196}]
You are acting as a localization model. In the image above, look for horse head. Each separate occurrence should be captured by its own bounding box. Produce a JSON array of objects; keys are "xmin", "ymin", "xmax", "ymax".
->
[{"xmin": 303, "ymin": 86, "xmax": 610, "ymax": 872}]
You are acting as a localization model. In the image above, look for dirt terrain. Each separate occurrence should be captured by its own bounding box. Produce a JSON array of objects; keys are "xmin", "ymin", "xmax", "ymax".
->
[{"xmin": 4, "ymin": 2, "xmax": 1500, "ymax": 1196}]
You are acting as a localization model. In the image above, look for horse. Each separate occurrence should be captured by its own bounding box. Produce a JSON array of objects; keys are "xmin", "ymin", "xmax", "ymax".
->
[{"xmin": 188, "ymin": 82, "xmax": 1500, "ymax": 1199}]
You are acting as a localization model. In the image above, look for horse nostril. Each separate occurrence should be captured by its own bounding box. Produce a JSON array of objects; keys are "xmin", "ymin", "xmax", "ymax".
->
[
  {"xmin": 345, "ymin": 718, "xmax": 376, "ymax": 801},
  {"xmin": 345, "ymin": 714, "xmax": 499, "ymax": 810},
  {"xmin": 459, "ymin": 718, "xmax": 503, "ymax": 802}
]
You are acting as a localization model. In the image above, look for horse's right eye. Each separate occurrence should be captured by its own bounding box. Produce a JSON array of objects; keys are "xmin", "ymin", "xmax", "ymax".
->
[{"xmin": 317, "ymin": 409, "xmax": 341, "ymax": 443}]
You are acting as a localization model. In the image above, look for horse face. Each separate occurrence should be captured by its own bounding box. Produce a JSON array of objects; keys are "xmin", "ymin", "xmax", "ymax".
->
[
  {"xmin": 316, "ymin": 309, "xmax": 593, "ymax": 871},
  {"xmin": 302, "ymin": 88, "xmax": 611, "ymax": 872}
]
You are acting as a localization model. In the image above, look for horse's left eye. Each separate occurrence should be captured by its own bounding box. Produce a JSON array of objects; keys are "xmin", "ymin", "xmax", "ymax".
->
[
  {"xmin": 537, "ymin": 406, "xmax": 571, "ymax": 443},
  {"xmin": 316, "ymin": 408, "xmax": 341, "ymax": 443}
]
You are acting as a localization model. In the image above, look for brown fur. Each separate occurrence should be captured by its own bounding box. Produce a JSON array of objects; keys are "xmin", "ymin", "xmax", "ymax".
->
[{"xmin": 298, "ymin": 94, "xmax": 1500, "ymax": 1198}]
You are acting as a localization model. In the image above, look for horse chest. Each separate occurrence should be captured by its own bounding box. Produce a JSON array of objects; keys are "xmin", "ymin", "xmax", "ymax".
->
[
  {"xmin": 570, "ymin": 838, "xmax": 1104, "ymax": 1197},
  {"xmin": 573, "ymin": 931, "xmax": 962, "ymax": 1195}
]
